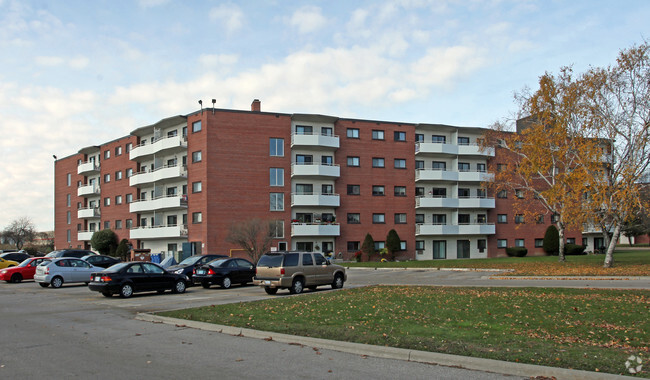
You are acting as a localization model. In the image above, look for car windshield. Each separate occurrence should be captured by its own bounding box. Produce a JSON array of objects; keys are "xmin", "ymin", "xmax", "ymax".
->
[
  {"xmin": 208, "ymin": 259, "xmax": 229, "ymax": 267},
  {"xmin": 45, "ymin": 250, "xmax": 63, "ymax": 257},
  {"xmin": 18, "ymin": 259, "xmax": 32, "ymax": 267},
  {"xmin": 257, "ymin": 255, "xmax": 284, "ymax": 267},
  {"xmin": 178, "ymin": 256, "xmax": 201, "ymax": 266}
]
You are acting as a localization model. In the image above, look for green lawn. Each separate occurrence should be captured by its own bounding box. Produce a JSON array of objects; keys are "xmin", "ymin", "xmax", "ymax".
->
[
  {"xmin": 344, "ymin": 250, "xmax": 650, "ymax": 276},
  {"xmin": 161, "ymin": 286, "xmax": 649, "ymax": 377}
]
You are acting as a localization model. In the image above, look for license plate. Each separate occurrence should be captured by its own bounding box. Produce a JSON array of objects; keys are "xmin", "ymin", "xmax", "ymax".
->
[
  {"xmin": 263, "ymin": 280, "xmax": 271, "ymax": 285},
  {"xmin": 197, "ymin": 269, "xmax": 206, "ymax": 275},
  {"xmin": 95, "ymin": 276, "xmax": 101, "ymax": 282}
]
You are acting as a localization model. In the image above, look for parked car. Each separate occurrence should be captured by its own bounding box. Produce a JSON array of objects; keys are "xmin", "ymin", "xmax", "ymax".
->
[
  {"xmin": 253, "ymin": 251, "xmax": 347, "ymax": 295},
  {"xmin": 0, "ymin": 257, "xmax": 19, "ymax": 269},
  {"xmin": 166, "ymin": 254, "xmax": 227, "ymax": 282},
  {"xmin": 88, "ymin": 262, "xmax": 188, "ymax": 298},
  {"xmin": 0, "ymin": 257, "xmax": 51, "ymax": 283},
  {"xmin": 45, "ymin": 249, "xmax": 98, "ymax": 259},
  {"xmin": 0, "ymin": 251, "xmax": 31, "ymax": 263},
  {"xmin": 81, "ymin": 254, "xmax": 121, "ymax": 268},
  {"xmin": 34, "ymin": 258, "xmax": 102, "ymax": 288},
  {"xmin": 193, "ymin": 258, "xmax": 256, "ymax": 289}
]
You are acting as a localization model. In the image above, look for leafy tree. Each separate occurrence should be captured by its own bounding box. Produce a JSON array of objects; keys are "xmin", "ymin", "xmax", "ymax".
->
[
  {"xmin": 90, "ymin": 229, "xmax": 118, "ymax": 255},
  {"xmin": 360, "ymin": 233, "xmax": 375, "ymax": 259},
  {"xmin": 543, "ymin": 225, "xmax": 560, "ymax": 255},
  {"xmin": 116, "ymin": 239, "xmax": 130, "ymax": 261},
  {"xmin": 385, "ymin": 229, "xmax": 401, "ymax": 260},
  {"xmin": 226, "ymin": 218, "xmax": 276, "ymax": 263},
  {"xmin": 2, "ymin": 217, "xmax": 37, "ymax": 250}
]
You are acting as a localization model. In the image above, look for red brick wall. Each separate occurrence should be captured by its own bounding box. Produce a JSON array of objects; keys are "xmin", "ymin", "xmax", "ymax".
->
[{"xmin": 54, "ymin": 154, "xmax": 82, "ymax": 250}]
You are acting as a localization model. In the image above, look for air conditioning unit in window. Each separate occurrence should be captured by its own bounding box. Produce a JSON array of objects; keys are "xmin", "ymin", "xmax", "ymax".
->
[{"xmin": 416, "ymin": 250, "xmax": 424, "ymax": 255}]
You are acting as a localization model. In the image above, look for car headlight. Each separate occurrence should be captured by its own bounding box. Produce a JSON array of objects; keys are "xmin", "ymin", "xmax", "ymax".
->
[{"xmin": 174, "ymin": 269, "xmax": 184, "ymax": 274}]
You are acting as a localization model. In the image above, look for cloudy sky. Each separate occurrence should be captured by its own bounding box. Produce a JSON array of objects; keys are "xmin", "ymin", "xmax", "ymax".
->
[{"xmin": 1, "ymin": 0, "xmax": 648, "ymax": 231}]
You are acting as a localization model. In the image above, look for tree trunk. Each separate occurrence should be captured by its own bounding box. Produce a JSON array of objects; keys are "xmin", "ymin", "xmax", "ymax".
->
[
  {"xmin": 603, "ymin": 223, "xmax": 622, "ymax": 268},
  {"xmin": 558, "ymin": 225, "xmax": 566, "ymax": 262}
]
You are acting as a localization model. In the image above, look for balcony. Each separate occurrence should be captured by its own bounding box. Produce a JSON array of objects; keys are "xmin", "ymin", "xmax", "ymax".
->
[
  {"xmin": 129, "ymin": 164, "xmax": 187, "ymax": 187},
  {"xmin": 415, "ymin": 142, "xmax": 495, "ymax": 157},
  {"xmin": 77, "ymin": 184, "xmax": 100, "ymax": 197},
  {"xmin": 77, "ymin": 230, "xmax": 96, "ymax": 241},
  {"xmin": 415, "ymin": 169, "xmax": 494, "ymax": 182},
  {"xmin": 77, "ymin": 207, "xmax": 100, "ymax": 219},
  {"xmin": 416, "ymin": 223, "xmax": 496, "ymax": 236},
  {"xmin": 77, "ymin": 161, "xmax": 100, "ymax": 175},
  {"xmin": 416, "ymin": 196, "xmax": 495, "ymax": 209},
  {"xmin": 129, "ymin": 195, "xmax": 188, "ymax": 213},
  {"xmin": 291, "ymin": 163, "xmax": 340, "ymax": 178},
  {"xmin": 130, "ymin": 134, "xmax": 187, "ymax": 161},
  {"xmin": 291, "ymin": 133, "xmax": 340, "ymax": 150},
  {"xmin": 129, "ymin": 224, "xmax": 188, "ymax": 240},
  {"xmin": 291, "ymin": 223, "xmax": 340, "ymax": 237},
  {"xmin": 291, "ymin": 193, "xmax": 340, "ymax": 207}
]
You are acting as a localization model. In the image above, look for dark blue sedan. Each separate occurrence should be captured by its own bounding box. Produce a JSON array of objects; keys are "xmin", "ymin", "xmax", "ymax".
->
[{"xmin": 192, "ymin": 258, "xmax": 255, "ymax": 289}]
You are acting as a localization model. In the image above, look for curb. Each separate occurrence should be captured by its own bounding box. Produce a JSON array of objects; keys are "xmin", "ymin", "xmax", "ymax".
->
[
  {"xmin": 346, "ymin": 267, "xmax": 513, "ymax": 273},
  {"xmin": 136, "ymin": 313, "xmax": 630, "ymax": 380}
]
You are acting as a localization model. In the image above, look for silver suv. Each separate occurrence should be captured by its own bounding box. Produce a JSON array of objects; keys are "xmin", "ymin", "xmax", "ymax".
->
[{"xmin": 253, "ymin": 251, "xmax": 346, "ymax": 295}]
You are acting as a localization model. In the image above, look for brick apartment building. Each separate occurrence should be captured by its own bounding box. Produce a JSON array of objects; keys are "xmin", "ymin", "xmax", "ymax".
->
[{"xmin": 53, "ymin": 100, "xmax": 595, "ymax": 261}]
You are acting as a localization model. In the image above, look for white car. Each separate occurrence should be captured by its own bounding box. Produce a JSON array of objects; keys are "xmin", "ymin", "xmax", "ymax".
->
[{"xmin": 34, "ymin": 258, "xmax": 102, "ymax": 288}]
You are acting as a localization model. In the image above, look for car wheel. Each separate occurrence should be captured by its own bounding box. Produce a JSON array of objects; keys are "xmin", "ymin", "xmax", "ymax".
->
[
  {"xmin": 51, "ymin": 276, "xmax": 64, "ymax": 288},
  {"xmin": 201, "ymin": 282, "xmax": 211, "ymax": 289},
  {"xmin": 172, "ymin": 280, "xmax": 186, "ymax": 294},
  {"xmin": 332, "ymin": 273, "xmax": 344, "ymax": 289},
  {"xmin": 264, "ymin": 286, "xmax": 278, "ymax": 295},
  {"xmin": 120, "ymin": 283, "xmax": 134, "ymax": 298},
  {"xmin": 102, "ymin": 291, "xmax": 112, "ymax": 297},
  {"xmin": 39, "ymin": 282, "xmax": 49, "ymax": 288},
  {"xmin": 11, "ymin": 273, "xmax": 22, "ymax": 283},
  {"xmin": 221, "ymin": 276, "xmax": 232, "ymax": 289},
  {"xmin": 289, "ymin": 278, "xmax": 304, "ymax": 294}
]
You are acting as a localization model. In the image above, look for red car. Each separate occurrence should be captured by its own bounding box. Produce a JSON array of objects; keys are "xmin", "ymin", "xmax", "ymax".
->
[{"xmin": 0, "ymin": 257, "xmax": 51, "ymax": 283}]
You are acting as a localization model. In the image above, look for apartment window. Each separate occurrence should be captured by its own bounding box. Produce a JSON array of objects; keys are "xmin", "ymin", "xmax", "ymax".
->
[
  {"xmin": 192, "ymin": 181, "xmax": 202, "ymax": 193},
  {"xmin": 497, "ymin": 190, "xmax": 508, "ymax": 198},
  {"xmin": 372, "ymin": 186, "xmax": 385, "ymax": 196},
  {"xmin": 104, "ymin": 150, "xmax": 110, "ymax": 159},
  {"xmin": 458, "ymin": 214, "xmax": 470, "ymax": 224},
  {"xmin": 192, "ymin": 151, "xmax": 202, "ymax": 163},
  {"xmin": 432, "ymin": 161, "xmax": 446, "ymax": 170},
  {"xmin": 321, "ymin": 156, "xmax": 333, "ymax": 165},
  {"xmin": 347, "ymin": 241, "xmax": 360, "ymax": 252},
  {"xmin": 415, "ymin": 187, "xmax": 424, "ymax": 196},
  {"xmin": 394, "ymin": 213, "xmax": 407, "ymax": 224},
  {"xmin": 270, "ymin": 193, "xmax": 284, "ymax": 211},
  {"xmin": 271, "ymin": 221, "xmax": 284, "ymax": 238},
  {"xmin": 104, "ymin": 173, "xmax": 110, "ymax": 183},
  {"xmin": 295, "ymin": 154, "xmax": 312, "ymax": 165},
  {"xmin": 269, "ymin": 168, "xmax": 284, "ymax": 187},
  {"xmin": 115, "ymin": 146, "xmax": 122, "ymax": 156},
  {"xmin": 415, "ymin": 160, "xmax": 424, "ymax": 169},
  {"xmin": 394, "ymin": 159, "xmax": 406, "ymax": 169},
  {"xmin": 115, "ymin": 220, "xmax": 122, "ymax": 230},
  {"xmin": 372, "ymin": 158, "xmax": 385, "ymax": 168},
  {"xmin": 432, "ymin": 135, "xmax": 446, "ymax": 143},
  {"xmin": 497, "ymin": 214, "xmax": 507, "ymax": 224},
  {"xmin": 374, "ymin": 241, "xmax": 385, "ymax": 251},
  {"xmin": 347, "ymin": 156, "xmax": 360, "ymax": 167},
  {"xmin": 394, "ymin": 131, "xmax": 406, "ymax": 141},
  {"xmin": 477, "ymin": 188, "xmax": 486, "ymax": 198},
  {"xmin": 458, "ymin": 162, "xmax": 470, "ymax": 172},
  {"xmin": 126, "ymin": 168, "xmax": 133, "ymax": 178},
  {"xmin": 515, "ymin": 189, "xmax": 524, "ymax": 199},
  {"xmin": 322, "ymin": 184, "xmax": 333, "ymax": 194},
  {"xmin": 347, "ymin": 128, "xmax": 359, "ymax": 138},
  {"xmin": 66, "ymin": 211, "xmax": 71, "ymax": 225},
  {"xmin": 66, "ymin": 194, "xmax": 71, "ymax": 207},
  {"xmin": 535, "ymin": 239, "xmax": 544, "ymax": 248},
  {"xmin": 415, "ymin": 241, "xmax": 425, "ymax": 250},
  {"xmin": 104, "ymin": 197, "xmax": 111, "ymax": 207},
  {"xmin": 295, "ymin": 125, "xmax": 312, "ymax": 135},
  {"xmin": 515, "ymin": 214, "xmax": 525, "ymax": 224},
  {"xmin": 551, "ymin": 214, "xmax": 560, "ymax": 223},
  {"xmin": 347, "ymin": 213, "xmax": 360, "ymax": 224},
  {"xmin": 458, "ymin": 137, "xmax": 470, "ymax": 145},
  {"xmin": 116, "ymin": 171, "xmax": 123, "ymax": 180},
  {"xmin": 415, "ymin": 214, "xmax": 424, "ymax": 223},
  {"xmin": 536, "ymin": 214, "xmax": 544, "ymax": 224},
  {"xmin": 477, "ymin": 163, "xmax": 486, "ymax": 172},
  {"xmin": 567, "ymin": 238, "xmax": 575, "ymax": 245},
  {"xmin": 347, "ymin": 184, "xmax": 360, "ymax": 195},
  {"xmin": 192, "ymin": 212, "xmax": 202, "ymax": 223},
  {"xmin": 126, "ymin": 194, "xmax": 133, "ymax": 203},
  {"xmin": 126, "ymin": 143, "xmax": 132, "ymax": 153},
  {"xmin": 167, "ymin": 187, "xmax": 177, "ymax": 196},
  {"xmin": 515, "ymin": 239, "xmax": 525, "ymax": 247},
  {"xmin": 192, "ymin": 120, "xmax": 202, "ymax": 133},
  {"xmin": 67, "ymin": 173, "xmax": 71, "ymax": 186},
  {"xmin": 497, "ymin": 239, "xmax": 507, "ymax": 248},
  {"xmin": 432, "ymin": 240, "xmax": 446, "ymax": 259},
  {"xmin": 372, "ymin": 130, "xmax": 385, "ymax": 140},
  {"xmin": 66, "ymin": 230, "xmax": 71, "ymax": 242},
  {"xmin": 400, "ymin": 241, "xmax": 407, "ymax": 250},
  {"xmin": 104, "ymin": 221, "xmax": 110, "ymax": 229},
  {"xmin": 295, "ymin": 183, "xmax": 313, "ymax": 195},
  {"xmin": 394, "ymin": 186, "xmax": 406, "ymax": 196},
  {"xmin": 321, "ymin": 127, "xmax": 333, "ymax": 136},
  {"xmin": 372, "ymin": 213, "xmax": 385, "ymax": 224},
  {"xmin": 478, "ymin": 239, "xmax": 486, "ymax": 253},
  {"xmin": 115, "ymin": 195, "xmax": 122, "ymax": 205},
  {"xmin": 269, "ymin": 138, "xmax": 284, "ymax": 157},
  {"xmin": 432, "ymin": 214, "xmax": 446, "ymax": 224},
  {"xmin": 458, "ymin": 188, "xmax": 470, "ymax": 198},
  {"xmin": 415, "ymin": 133, "xmax": 424, "ymax": 142},
  {"xmin": 497, "ymin": 163, "xmax": 507, "ymax": 172}
]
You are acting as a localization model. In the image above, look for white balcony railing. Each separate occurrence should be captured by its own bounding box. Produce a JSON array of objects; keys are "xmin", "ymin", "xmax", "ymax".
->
[
  {"xmin": 415, "ymin": 196, "xmax": 495, "ymax": 209},
  {"xmin": 77, "ymin": 184, "xmax": 100, "ymax": 197},
  {"xmin": 77, "ymin": 161, "xmax": 100, "ymax": 175},
  {"xmin": 416, "ymin": 223, "xmax": 496, "ymax": 236},
  {"xmin": 129, "ymin": 224, "xmax": 188, "ymax": 240},
  {"xmin": 291, "ymin": 223, "xmax": 340, "ymax": 237},
  {"xmin": 129, "ymin": 164, "xmax": 188, "ymax": 186},
  {"xmin": 130, "ymin": 134, "xmax": 187, "ymax": 161},
  {"xmin": 291, "ymin": 133, "xmax": 340, "ymax": 149},
  {"xmin": 77, "ymin": 230, "xmax": 96, "ymax": 241},
  {"xmin": 77, "ymin": 207, "xmax": 100, "ymax": 219},
  {"xmin": 129, "ymin": 195, "xmax": 188, "ymax": 213},
  {"xmin": 291, "ymin": 163, "xmax": 340, "ymax": 178},
  {"xmin": 415, "ymin": 169, "xmax": 494, "ymax": 182},
  {"xmin": 415, "ymin": 142, "xmax": 495, "ymax": 157},
  {"xmin": 291, "ymin": 193, "xmax": 340, "ymax": 207}
]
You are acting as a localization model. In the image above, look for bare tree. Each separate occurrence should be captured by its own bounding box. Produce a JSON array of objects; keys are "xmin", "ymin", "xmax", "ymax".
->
[
  {"xmin": 3, "ymin": 217, "xmax": 37, "ymax": 250},
  {"xmin": 226, "ymin": 219, "xmax": 277, "ymax": 263}
]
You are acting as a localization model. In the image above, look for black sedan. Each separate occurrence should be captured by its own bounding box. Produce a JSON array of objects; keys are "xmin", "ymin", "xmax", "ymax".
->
[
  {"xmin": 81, "ymin": 254, "xmax": 121, "ymax": 268},
  {"xmin": 0, "ymin": 251, "xmax": 31, "ymax": 263},
  {"xmin": 88, "ymin": 262, "xmax": 189, "ymax": 298},
  {"xmin": 193, "ymin": 258, "xmax": 255, "ymax": 289},
  {"xmin": 166, "ymin": 254, "xmax": 227, "ymax": 282}
]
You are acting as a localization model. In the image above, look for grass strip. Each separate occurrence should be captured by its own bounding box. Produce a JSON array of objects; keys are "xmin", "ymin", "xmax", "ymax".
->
[{"xmin": 161, "ymin": 286, "xmax": 649, "ymax": 377}]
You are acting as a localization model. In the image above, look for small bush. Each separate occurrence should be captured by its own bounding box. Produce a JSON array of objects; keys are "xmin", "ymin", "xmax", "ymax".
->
[
  {"xmin": 506, "ymin": 247, "xmax": 528, "ymax": 257},
  {"xmin": 565, "ymin": 244, "xmax": 587, "ymax": 255}
]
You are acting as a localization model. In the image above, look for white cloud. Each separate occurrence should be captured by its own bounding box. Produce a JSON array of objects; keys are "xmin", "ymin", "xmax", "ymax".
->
[
  {"xmin": 35, "ymin": 55, "xmax": 89, "ymax": 69},
  {"xmin": 137, "ymin": 0, "xmax": 170, "ymax": 8},
  {"xmin": 198, "ymin": 53, "xmax": 239, "ymax": 68},
  {"xmin": 290, "ymin": 6, "xmax": 328, "ymax": 34},
  {"xmin": 35, "ymin": 55, "xmax": 65, "ymax": 66},
  {"xmin": 209, "ymin": 4, "xmax": 244, "ymax": 34}
]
